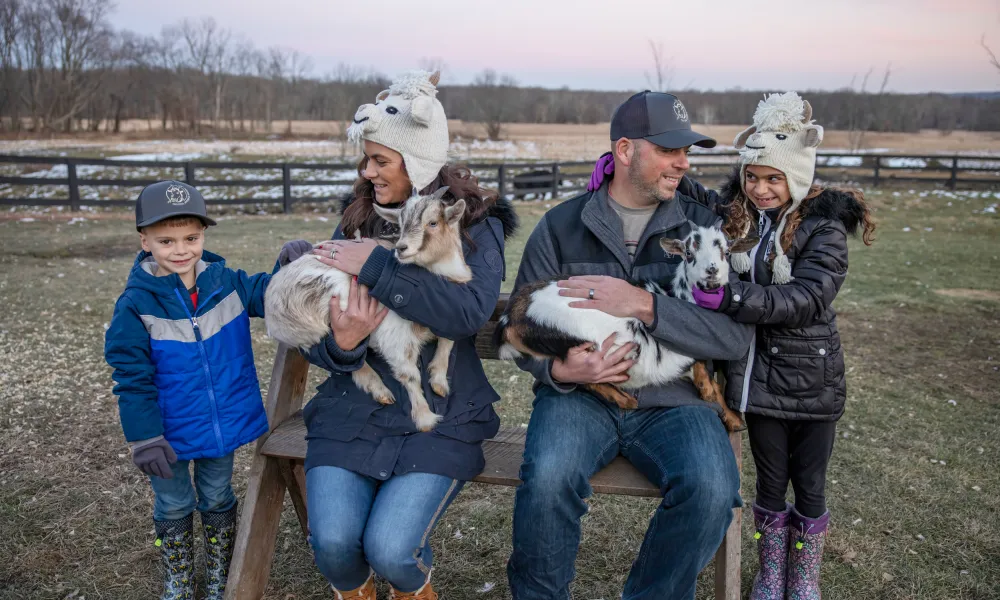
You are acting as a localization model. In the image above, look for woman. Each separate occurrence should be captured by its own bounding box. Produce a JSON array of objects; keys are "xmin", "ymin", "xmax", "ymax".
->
[
  {"xmin": 300, "ymin": 70, "xmax": 517, "ymax": 600},
  {"xmin": 588, "ymin": 92, "xmax": 875, "ymax": 600}
]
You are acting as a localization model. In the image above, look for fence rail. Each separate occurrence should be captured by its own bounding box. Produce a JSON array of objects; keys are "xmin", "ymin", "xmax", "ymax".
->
[{"xmin": 1, "ymin": 152, "xmax": 998, "ymax": 210}]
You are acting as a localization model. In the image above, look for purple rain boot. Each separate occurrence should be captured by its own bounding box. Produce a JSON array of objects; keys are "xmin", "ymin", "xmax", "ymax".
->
[
  {"xmin": 786, "ymin": 506, "xmax": 830, "ymax": 600},
  {"xmin": 749, "ymin": 502, "xmax": 792, "ymax": 600}
]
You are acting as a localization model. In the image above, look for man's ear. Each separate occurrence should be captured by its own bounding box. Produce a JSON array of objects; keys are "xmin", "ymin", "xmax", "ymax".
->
[{"xmin": 614, "ymin": 137, "xmax": 635, "ymax": 167}]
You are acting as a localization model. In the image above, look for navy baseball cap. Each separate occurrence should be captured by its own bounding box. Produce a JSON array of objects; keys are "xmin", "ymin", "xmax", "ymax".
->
[
  {"xmin": 610, "ymin": 91, "xmax": 716, "ymax": 149},
  {"xmin": 135, "ymin": 180, "xmax": 216, "ymax": 231}
]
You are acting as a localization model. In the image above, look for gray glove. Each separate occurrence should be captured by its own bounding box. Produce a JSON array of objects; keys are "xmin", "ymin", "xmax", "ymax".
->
[
  {"xmin": 278, "ymin": 239, "xmax": 314, "ymax": 266},
  {"xmin": 132, "ymin": 437, "xmax": 178, "ymax": 479}
]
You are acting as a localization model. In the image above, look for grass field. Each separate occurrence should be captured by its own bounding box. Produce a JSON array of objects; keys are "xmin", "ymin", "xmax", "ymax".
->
[{"xmin": 1, "ymin": 186, "xmax": 998, "ymax": 599}]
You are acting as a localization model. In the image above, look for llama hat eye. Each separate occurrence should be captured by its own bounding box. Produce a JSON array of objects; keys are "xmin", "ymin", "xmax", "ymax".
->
[
  {"xmin": 775, "ymin": 133, "xmax": 787, "ymax": 140},
  {"xmin": 386, "ymin": 106, "xmax": 399, "ymax": 115}
]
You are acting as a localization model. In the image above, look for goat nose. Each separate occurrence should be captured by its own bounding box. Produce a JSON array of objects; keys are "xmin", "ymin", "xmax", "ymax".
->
[
  {"xmin": 706, "ymin": 265, "xmax": 719, "ymax": 275},
  {"xmin": 396, "ymin": 243, "xmax": 409, "ymax": 253}
]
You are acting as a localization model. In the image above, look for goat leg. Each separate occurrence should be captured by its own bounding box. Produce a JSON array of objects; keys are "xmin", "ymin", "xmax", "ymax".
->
[
  {"xmin": 583, "ymin": 383, "xmax": 639, "ymax": 410},
  {"xmin": 428, "ymin": 338, "xmax": 454, "ymax": 397},
  {"xmin": 691, "ymin": 361, "xmax": 744, "ymax": 432},
  {"xmin": 351, "ymin": 362, "xmax": 396, "ymax": 405},
  {"xmin": 390, "ymin": 349, "xmax": 443, "ymax": 432}
]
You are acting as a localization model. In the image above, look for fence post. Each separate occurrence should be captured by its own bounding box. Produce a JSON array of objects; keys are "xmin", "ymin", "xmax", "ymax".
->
[
  {"xmin": 872, "ymin": 157, "xmax": 880, "ymax": 187},
  {"xmin": 67, "ymin": 159, "xmax": 80, "ymax": 211},
  {"xmin": 184, "ymin": 162, "xmax": 196, "ymax": 185},
  {"xmin": 948, "ymin": 156, "xmax": 958, "ymax": 190},
  {"xmin": 497, "ymin": 164, "xmax": 506, "ymax": 199},
  {"xmin": 551, "ymin": 163, "xmax": 560, "ymax": 200},
  {"xmin": 282, "ymin": 164, "xmax": 293, "ymax": 214}
]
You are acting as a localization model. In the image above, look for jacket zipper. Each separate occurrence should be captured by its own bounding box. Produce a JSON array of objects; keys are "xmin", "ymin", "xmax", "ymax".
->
[
  {"xmin": 175, "ymin": 287, "xmax": 225, "ymax": 455},
  {"xmin": 739, "ymin": 211, "xmax": 771, "ymax": 413}
]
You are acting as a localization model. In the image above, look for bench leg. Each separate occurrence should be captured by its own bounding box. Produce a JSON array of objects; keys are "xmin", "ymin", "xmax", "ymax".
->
[
  {"xmin": 279, "ymin": 458, "xmax": 309, "ymax": 538},
  {"xmin": 714, "ymin": 429, "xmax": 744, "ymax": 600},
  {"xmin": 224, "ymin": 453, "xmax": 288, "ymax": 600}
]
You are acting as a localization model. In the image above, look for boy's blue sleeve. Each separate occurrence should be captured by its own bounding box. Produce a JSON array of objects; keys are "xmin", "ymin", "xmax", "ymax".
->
[
  {"xmin": 104, "ymin": 296, "xmax": 163, "ymax": 442},
  {"xmin": 232, "ymin": 269, "xmax": 271, "ymax": 318}
]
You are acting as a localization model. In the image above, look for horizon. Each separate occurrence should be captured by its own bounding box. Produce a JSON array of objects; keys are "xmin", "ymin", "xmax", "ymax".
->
[{"xmin": 110, "ymin": 0, "xmax": 1000, "ymax": 94}]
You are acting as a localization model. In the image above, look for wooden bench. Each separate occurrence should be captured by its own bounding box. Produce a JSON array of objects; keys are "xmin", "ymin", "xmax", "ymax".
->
[{"xmin": 224, "ymin": 294, "xmax": 743, "ymax": 600}]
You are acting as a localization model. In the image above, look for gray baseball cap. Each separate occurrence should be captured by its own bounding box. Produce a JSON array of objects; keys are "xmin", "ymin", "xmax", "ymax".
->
[
  {"xmin": 135, "ymin": 180, "xmax": 216, "ymax": 231},
  {"xmin": 610, "ymin": 91, "xmax": 716, "ymax": 149}
]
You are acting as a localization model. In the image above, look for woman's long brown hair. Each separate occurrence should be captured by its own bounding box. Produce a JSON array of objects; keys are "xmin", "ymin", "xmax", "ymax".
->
[
  {"xmin": 722, "ymin": 180, "xmax": 877, "ymax": 255},
  {"xmin": 340, "ymin": 156, "xmax": 499, "ymax": 244}
]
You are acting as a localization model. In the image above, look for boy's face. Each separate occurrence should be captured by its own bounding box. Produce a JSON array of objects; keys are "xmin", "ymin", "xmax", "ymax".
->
[{"xmin": 140, "ymin": 220, "xmax": 206, "ymax": 280}]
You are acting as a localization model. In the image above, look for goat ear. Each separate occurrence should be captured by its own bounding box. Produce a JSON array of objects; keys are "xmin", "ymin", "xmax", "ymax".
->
[
  {"xmin": 372, "ymin": 203, "xmax": 402, "ymax": 224},
  {"xmin": 411, "ymin": 96, "xmax": 434, "ymax": 126},
  {"xmin": 733, "ymin": 125, "xmax": 756, "ymax": 149},
  {"xmin": 803, "ymin": 124, "xmax": 824, "ymax": 148},
  {"xmin": 729, "ymin": 236, "xmax": 760, "ymax": 254},
  {"xmin": 659, "ymin": 237, "xmax": 686, "ymax": 257},
  {"xmin": 430, "ymin": 186, "xmax": 450, "ymax": 201},
  {"xmin": 444, "ymin": 199, "xmax": 466, "ymax": 225}
]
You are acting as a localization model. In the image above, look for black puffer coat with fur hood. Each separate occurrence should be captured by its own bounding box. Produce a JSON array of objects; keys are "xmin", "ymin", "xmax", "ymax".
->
[{"xmin": 680, "ymin": 173, "xmax": 867, "ymax": 421}]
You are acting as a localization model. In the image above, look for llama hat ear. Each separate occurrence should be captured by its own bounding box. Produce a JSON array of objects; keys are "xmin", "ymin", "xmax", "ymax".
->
[
  {"xmin": 734, "ymin": 125, "xmax": 756, "ymax": 149},
  {"xmin": 803, "ymin": 124, "xmax": 824, "ymax": 148},
  {"xmin": 411, "ymin": 96, "xmax": 434, "ymax": 126},
  {"xmin": 428, "ymin": 70, "xmax": 441, "ymax": 86}
]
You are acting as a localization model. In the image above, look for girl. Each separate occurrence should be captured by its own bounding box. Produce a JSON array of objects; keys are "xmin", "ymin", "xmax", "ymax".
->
[
  {"xmin": 588, "ymin": 92, "xmax": 875, "ymax": 600},
  {"xmin": 300, "ymin": 70, "xmax": 516, "ymax": 600}
]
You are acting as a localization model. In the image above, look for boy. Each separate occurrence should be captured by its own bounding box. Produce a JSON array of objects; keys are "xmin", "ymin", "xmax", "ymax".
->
[{"xmin": 104, "ymin": 180, "xmax": 311, "ymax": 599}]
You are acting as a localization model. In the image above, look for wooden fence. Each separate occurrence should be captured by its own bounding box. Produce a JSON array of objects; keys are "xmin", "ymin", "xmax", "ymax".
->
[{"xmin": 1, "ymin": 152, "xmax": 997, "ymax": 210}]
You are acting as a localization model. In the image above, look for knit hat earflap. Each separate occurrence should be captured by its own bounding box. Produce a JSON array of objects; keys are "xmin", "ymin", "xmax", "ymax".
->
[
  {"xmin": 347, "ymin": 70, "xmax": 449, "ymax": 193},
  {"xmin": 731, "ymin": 92, "xmax": 824, "ymax": 283}
]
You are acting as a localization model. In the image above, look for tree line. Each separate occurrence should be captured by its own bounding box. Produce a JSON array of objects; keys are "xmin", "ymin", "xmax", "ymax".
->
[{"xmin": 2, "ymin": 0, "xmax": 998, "ymax": 141}]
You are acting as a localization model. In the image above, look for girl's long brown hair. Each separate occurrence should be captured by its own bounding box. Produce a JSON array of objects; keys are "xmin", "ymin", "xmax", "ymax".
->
[
  {"xmin": 722, "ymin": 181, "xmax": 877, "ymax": 255},
  {"xmin": 340, "ymin": 156, "xmax": 498, "ymax": 244}
]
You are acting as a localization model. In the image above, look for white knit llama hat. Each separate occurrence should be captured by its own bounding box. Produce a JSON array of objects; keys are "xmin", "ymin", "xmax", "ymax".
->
[
  {"xmin": 730, "ymin": 92, "xmax": 824, "ymax": 284},
  {"xmin": 346, "ymin": 70, "xmax": 449, "ymax": 193}
]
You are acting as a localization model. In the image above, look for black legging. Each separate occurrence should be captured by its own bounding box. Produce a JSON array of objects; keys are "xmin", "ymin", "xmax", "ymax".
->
[{"xmin": 746, "ymin": 413, "xmax": 837, "ymax": 518}]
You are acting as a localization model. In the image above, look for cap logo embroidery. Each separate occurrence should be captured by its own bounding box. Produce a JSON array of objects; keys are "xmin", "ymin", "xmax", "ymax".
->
[
  {"xmin": 673, "ymin": 99, "xmax": 689, "ymax": 123},
  {"xmin": 165, "ymin": 185, "xmax": 191, "ymax": 206}
]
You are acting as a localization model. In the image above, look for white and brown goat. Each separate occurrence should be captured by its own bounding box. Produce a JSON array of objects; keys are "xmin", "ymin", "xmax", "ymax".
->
[
  {"xmin": 495, "ymin": 224, "xmax": 756, "ymax": 432},
  {"xmin": 264, "ymin": 187, "xmax": 469, "ymax": 431}
]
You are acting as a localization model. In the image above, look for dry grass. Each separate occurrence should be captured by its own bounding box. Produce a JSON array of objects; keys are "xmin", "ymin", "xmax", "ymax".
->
[{"xmin": 1, "ymin": 186, "xmax": 998, "ymax": 599}]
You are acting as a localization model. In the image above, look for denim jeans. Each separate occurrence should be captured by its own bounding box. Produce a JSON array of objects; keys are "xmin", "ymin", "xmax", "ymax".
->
[
  {"xmin": 306, "ymin": 466, "xmax": 464, "ymax": 593},
  {"xmin": 148, "ymin": 453, "xmax": 237, "ymax": 521},
  {"xmin": 507, "ymin": 386, "xmax": 742, "ymax": 600}
]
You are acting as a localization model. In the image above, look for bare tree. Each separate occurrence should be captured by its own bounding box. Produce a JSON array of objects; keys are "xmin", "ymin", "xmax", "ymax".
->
[
  {"xmin": 472, "ymin": 68, "xmax": 519, "ymax": 140},
  {"xmin": 846, "ymin": 63, "xmax": 892, "ymax": 152},
  {"xmin": 645, "ymin": 39, "xmax": 673, "ymax": 92},
  {"xmin": 0, "ymin": 0, "xmax": 22, "ymax": 131},
  {"xmin": 983, "ymin": 34, "xmax": 1000, "ymax": 74}
]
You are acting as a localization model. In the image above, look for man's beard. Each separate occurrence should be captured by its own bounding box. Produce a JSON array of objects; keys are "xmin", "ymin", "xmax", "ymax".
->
[{"xmin": 627, "ymin": 151, "xmax": 672, "ymax": 203}]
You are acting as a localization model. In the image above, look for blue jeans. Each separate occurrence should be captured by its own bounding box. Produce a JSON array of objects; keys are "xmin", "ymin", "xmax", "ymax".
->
[
  {"xmin": 507, "ymin": 387, "xmax": 741, "ymax": 600},
  {"xmin": 306, "ymin": 466, "xmax": 464, "ymax": 593},
  {"xmin": 148, "ymin": 453, "xmax": 237, "ymax": 521}
]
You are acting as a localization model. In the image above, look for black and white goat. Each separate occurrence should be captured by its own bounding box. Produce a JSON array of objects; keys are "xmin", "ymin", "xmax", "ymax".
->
[
  {"xmin": 495, "ymin": 224, "xmax": 756, "ymax": 431},
  {"xmin": 264, "ymin": 187, "xmax": 469, "ymax": 431}
]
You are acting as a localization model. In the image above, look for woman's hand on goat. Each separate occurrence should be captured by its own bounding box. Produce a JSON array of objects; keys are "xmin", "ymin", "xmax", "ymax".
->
[
  {"xmin": 329, "ymin": 276, "xmax": 389, "ymax": 351},
  {"xmin": 558, "ymin": 275, "xmax": 656, "ymax": 326},
  {"xmin": 550, "ymin": 333, "xmax": 636, "ymax": 385},
  {"xmin": 313, "ymin": 238, "xmax": 380, "ymax": 276}
]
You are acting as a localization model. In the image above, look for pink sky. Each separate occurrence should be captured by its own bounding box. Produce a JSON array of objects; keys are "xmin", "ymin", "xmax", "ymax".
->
[{"xmin": 113, "ymin": 0, "xmax": 1000, "ymax": 93}]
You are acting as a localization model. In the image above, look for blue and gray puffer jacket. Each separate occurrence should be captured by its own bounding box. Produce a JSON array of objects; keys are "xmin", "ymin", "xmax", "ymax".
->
[{"xmin": 105, "ymin": 251, "xmax": 271, "ymax": 460}]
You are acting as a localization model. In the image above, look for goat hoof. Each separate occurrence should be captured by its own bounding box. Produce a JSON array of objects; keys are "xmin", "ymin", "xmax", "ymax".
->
[
  {"xmin": 413, "ymin": 410, "xmax": 443, "ymax": 432},
  {"xmin": 723, "ymin": 414, "xmax": 745, "ymax": 432},
  {"xmin": 430, "ymin": 380, "xmax": 450, "ymax": 397},
  {"xmin": 374, "ymin": 391, "xmax": 396, "ymax": 405}
]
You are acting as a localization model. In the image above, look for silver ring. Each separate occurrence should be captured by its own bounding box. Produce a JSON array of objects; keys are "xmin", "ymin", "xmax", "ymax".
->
[
  {"xmin": 328, "ymin": 248, "xmax": 337, "ymax": 259},
  {"xmin": 588, "ymin": 288, "xmax": 595, "ymax": 300}
]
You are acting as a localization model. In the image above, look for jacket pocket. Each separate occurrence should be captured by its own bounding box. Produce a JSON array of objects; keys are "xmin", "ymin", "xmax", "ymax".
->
[
  {"xmin": 763, "ymin": 335, "xmax": 829, "ymax": 397},
  {"xmin": 303, "ymin": 380, "xmax": 380, "ymax": 442}
]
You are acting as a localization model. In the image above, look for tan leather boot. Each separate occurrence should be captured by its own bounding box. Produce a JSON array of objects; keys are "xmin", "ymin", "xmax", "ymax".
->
[
  {"xmin": 332, "ymin": 573, "xmax": 376, "ymax": 600},
  {"xmin": 389, "ymin": 581, "xmax": 438, "ymax": 600}
]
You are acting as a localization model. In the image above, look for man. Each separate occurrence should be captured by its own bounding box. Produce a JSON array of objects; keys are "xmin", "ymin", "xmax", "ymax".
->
[{"xmin": 505, "ymin": 91, "xmax": 754, "ymax": 600}]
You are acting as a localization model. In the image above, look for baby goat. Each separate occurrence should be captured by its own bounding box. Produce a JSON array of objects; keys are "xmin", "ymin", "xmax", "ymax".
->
[
  {"xmin": 264, "ymin": 187, "xmax": 469, "ymax": 431},
  {"xmin": 495, "ymin": 224, "xmax": 756, "ymax": 432}
]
